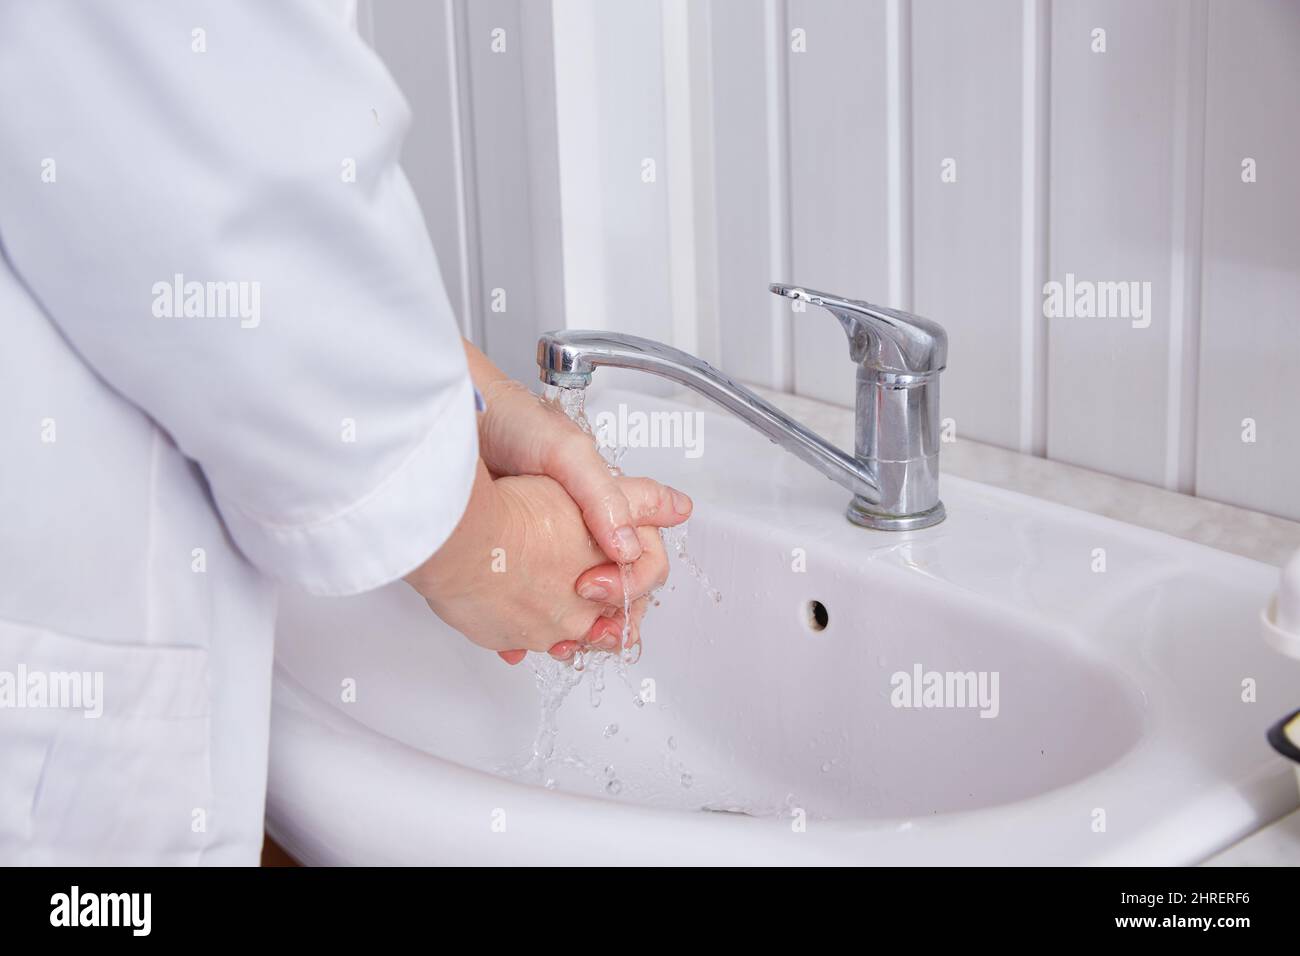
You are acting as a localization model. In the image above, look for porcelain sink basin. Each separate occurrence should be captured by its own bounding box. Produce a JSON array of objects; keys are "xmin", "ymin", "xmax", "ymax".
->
[{"xmin": 267, "ymin": 387, "xmax": 1298, "ymax": 864}]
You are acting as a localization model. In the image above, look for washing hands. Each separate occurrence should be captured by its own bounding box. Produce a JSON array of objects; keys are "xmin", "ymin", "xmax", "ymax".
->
[{"xmin": 404, "ymin": 340, "xmax": 691, "ymax": 665}]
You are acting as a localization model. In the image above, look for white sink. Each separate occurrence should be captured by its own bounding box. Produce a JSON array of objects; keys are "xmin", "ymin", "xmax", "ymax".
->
[{"xmin": 267, "ymin": 388, "xmax": 1298, "ymax": 864}]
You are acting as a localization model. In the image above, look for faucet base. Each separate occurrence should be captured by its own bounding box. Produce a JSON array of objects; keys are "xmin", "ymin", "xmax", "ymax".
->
[{"xmin": 846, "ymin": 497, "xmax": 946, "ymax": 532}]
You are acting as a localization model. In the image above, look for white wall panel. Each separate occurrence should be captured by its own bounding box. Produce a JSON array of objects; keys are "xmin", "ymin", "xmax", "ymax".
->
[
  {"xmin": 1196, "ymin": 0, "xmax": 1300, "ymax": 520},
  {"xmin": 368, "ymin": 0, "xmax": 564, "ymax": 384},
  {"xmin": 364, "ymin": 0, "xmax": 470, "ymax": 334},
  {"xmin": 553, "ymin": 0, "xmax": 674, "ymax": 337},
  {"xmin": 519, "ymin": 0, "xmax": 568, "ymax": 369},
  {"xmin": 1047, "ymin": 0, "xmax": 1186, "ymax": 487},
  {"xmin": 365, "ymin": 0, "xmax": 1300, "ymax": 520},
  {"xmin": 706, "ymin": 0, "xmax": 790, "ymax": 388},
  {"xmin": 552, "ymin": 0, "xmax": 677, "ymax": 393},
  {"xmin": 786, "ymin": 0, "xmax": 894, "ymax": 407},
  {"xmin": 462, "ymin": 0, "xmax": 565, "ymax": 383},
  {"xmin": 911, "ymin": 0, "xmax": 1028, "ymax": 451}
]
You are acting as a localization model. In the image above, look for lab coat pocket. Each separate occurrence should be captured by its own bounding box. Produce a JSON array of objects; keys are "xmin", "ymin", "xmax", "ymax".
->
[{"xmin": 0, "ymin": 619, "xmax": 213, "ymax": 865}]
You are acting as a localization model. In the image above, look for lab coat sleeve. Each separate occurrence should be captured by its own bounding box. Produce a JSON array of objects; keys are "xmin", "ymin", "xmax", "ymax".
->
[{"xmin": 0, "ymin": 1, "xmax": 479, "ymax": 596}]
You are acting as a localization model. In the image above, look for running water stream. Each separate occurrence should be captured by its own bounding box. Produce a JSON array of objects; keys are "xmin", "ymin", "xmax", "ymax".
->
[{"xmin": 507, "ymin": 386, "xmax": 722, "ymax": 799}]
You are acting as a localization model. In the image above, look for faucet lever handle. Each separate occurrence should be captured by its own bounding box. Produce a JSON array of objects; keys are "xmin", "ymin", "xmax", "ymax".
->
[{"xmin": 769, "ymin": 282, "xmax": 947, "ymax": 376}]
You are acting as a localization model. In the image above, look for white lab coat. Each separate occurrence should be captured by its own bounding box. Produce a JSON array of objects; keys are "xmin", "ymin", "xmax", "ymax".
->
[{"xmin": 0, "ymin": 1, "xmax": 477, "ymax": 864}]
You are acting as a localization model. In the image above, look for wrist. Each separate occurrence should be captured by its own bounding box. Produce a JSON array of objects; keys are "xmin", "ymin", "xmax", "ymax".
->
[{"xmin": 477, "ymin": 378, "xmax": 547, "ymax": 475}]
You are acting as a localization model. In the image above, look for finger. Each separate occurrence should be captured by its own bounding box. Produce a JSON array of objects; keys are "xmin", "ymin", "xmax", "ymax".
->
[
  {"xmin": 582, "ymin": 614, "xmax": 623, "ymax": 652},
  {"xmin": 614, "ymin": 476, "xmax": 692, "ymax": 529},
  {"xmin": 548, "ymin": 640, "xmax": 581, "ymax": 660},
  {"xmin": 548, "ymin": 622, "xmax": 615, "ymax": 659},
  {"xmin": 497, "ymin": 649, "xmax": 527, "ymax": 666},
  {"xmin": 545, "ymin": 433, "xmax": 643, "ymax": 564},
  {"xmin": 575, "ymin": 529, "xmax": 669, "ymax": 603},
  {"xmin": 580, "ymin": 596, "xmax": 652, "ymax": 654}
]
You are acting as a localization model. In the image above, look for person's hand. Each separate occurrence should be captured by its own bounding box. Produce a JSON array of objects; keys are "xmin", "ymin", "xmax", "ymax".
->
[
  {"xmin": 406, "ymin": 463, "xmax": 688, "ymax": 660},
  {"xmin": 466, "ymin": 341, "xmax": 693, "ymax": 566},
  {"xmin": 524, "ymin": 481, "xmax": 681, "ymax": 666},
  {"xmin": 475, "ymin": 381, "xmax": 691, "ymax": 664},
  {"xmin": 461, "ymin": 340, "xmax": 693, "ymax": 664}
]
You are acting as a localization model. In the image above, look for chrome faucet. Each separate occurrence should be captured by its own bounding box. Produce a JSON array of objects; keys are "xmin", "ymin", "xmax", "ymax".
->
[{"xmin": 537, "ymin": 283, "xmax": 947, "ymax": 531}]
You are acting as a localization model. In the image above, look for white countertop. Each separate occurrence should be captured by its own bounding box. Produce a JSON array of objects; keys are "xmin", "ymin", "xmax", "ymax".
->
[{"xmin": 743, "ymin": 384, "xmax": 1300, "ymax": 568}]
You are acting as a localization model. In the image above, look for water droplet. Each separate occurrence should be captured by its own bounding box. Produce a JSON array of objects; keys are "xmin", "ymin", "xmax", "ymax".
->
[
  {"xmin": 605, "ymin": 779, "xmax": 622, "ymax": 795},
  {"xmin": 604, "ymin": 764, "xmax": 616, "ymax": 779},
  {"xmin": 820, "ymin": 761, "xmax": 833, "ymax": 773},
  {"xmin": 679, "ymin": 772, "xmax": 693, "ymax": 789},
  {"xmin": 544, "ymin": 778, "xmax": 557, "ymax": 790},
  {"xmin": 603, "ymin": 723, "xmax": 619, "ymax": 738},
  {"xmin": 666, "ymin": 736, "xmax": 677, "ymax": 751},
  {"xmin": 572, "ymin": 651, "xmax": 586, "ymax": 672},
  {"xmin": 633, "ymin": 695, "xmax": 646, "ymax": 708}
]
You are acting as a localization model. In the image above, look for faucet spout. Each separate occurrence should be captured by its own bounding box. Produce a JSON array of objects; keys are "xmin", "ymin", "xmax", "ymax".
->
[
  {"xmin": 537, "ymin": 330, "xmax": 879, "ymax": 502},
  {"xmin": 538, "ymin": 282, "xmax": 947, "ymax": 532}
]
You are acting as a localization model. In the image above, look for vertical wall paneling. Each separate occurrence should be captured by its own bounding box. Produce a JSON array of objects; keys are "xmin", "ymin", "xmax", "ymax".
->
[
  {"xmin": 552, "ymin": 0, "xmax": 676, "ymax": 395},
  {"xmin": 449, "ymin": 0, "xmax": 483, "ymax": 344},
  {"xmin": 787, "ymin": 0, "xmax": 893, "ymax": 407},
  {"xmin": 1020, "ymin": 0, "xmax": 1051, "ymax": 456},
  {"xmin": 364, "ymin": 1, "xmax": 1298, "ymax": 520},
  {"xmin": 911, "ymin": 0, "xmax": 1025, "ymax": 451},
  {"xmin": 518, "ymin": 0, "xmax": 567, "ymax": 355},
  {"xmin": 662, "ymin": 0, "xmax": 714, "ymax": 362},
  {"xmin": 1163, "ymin": 0, "xmax": 1208, "ymax": 494},
  {"xmin": 1046, "ymin": 0, "xmax": 1183, "ymax": 486},
  {"xmin": 461, "ymin": 0, "xmax": 560, "ymax": 383},
  {"xmin": 552, "ymin": 0, "xmax": 607, "ymax": 333},
  {"xmin": 1195, "ymin": 0, "xmax": 1300, "ymax": 521},
  {"xmin": 885, "ymin": 0, "xmax": 912, "ymax": 312},
  {"xmin": 764, "ymin": 0, "xmax": 795, "ymax": 391},
  {"xmin": 364, "ymin": 0, "xmax": 478, "ymax": 340},
  {"xmin": 701, "ymin": 0, "xmax": 789, "ymax": 387}
]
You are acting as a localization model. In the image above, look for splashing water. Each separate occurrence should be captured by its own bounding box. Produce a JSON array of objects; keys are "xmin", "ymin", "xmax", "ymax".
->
[
  {"xmin": 507, "ymin": 386, "xmax": 723, "ymax": 800},
  {"xmin": 659, "ymin": 523, "xmax": 722, "ymax": 605},
  {"xmin": 493, "ymin": 388, "xmax": 814, "ymax": 818},
  {"xmin": 521, "ymin": 653, "xmax": 585, "ymax": 774},
  {"xmin": 542, "ymin": 384, "xmax": 721, "ymax": 608}
]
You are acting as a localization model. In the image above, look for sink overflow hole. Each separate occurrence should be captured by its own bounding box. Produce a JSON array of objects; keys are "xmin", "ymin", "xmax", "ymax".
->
[{"xmin": 806, "ymin": 600, "xmax": 829, "ymax": 632}]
